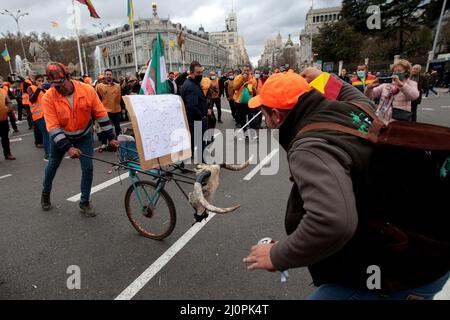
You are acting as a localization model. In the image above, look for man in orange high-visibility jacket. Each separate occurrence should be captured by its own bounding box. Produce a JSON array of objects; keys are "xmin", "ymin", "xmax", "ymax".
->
[
  {"xmin": 208, "ymin": 71, "xmax": 222, "ymax": 123},
  {"xmin": 41, "ymin": 62, "xmax": 118, "ymax": 217},
  {"xmin": 28, "ymin": 75, "xmax": 50, "ymax": 160},
  {"xmin": 21, "ymin": 78, "xmax": 33, "ymax": 131}
]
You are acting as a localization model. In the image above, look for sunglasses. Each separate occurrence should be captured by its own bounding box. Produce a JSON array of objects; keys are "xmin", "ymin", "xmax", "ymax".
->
[{"xmin": 50, "ymin": 78, "xmax": 66, "ymax": 86}]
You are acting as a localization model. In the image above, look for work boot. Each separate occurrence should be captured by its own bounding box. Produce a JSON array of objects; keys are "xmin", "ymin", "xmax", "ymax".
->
[
  {"xmin": 41, "ymin": 192, "xmax": 51, "ymax": 211},
  {"xmin": 79, "ymin": 201, "xmax": 96, "ymax": 217}
]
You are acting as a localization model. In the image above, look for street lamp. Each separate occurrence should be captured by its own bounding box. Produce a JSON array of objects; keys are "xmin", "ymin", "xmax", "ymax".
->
[
  {"xmin": 92, "ymin": 22, "xmax": 111, "ymax": 36},
  {"xmin": 1, "ymin": 9, "xmax": 29, "ymax": 59}
]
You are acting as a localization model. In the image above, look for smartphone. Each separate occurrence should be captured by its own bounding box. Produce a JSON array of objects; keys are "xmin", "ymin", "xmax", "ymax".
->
[{"xmin": 378, "ymin": 77, "xmax": 393, "ymax": 84}]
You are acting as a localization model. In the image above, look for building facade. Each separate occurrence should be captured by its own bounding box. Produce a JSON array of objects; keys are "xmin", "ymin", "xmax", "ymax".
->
[
  {"xmin": 258, "ymin": 33, "xmax": 300, "ymax": 70},
  {"xmin": 299, "ymin": 6, "xmax": 342, "ymax": 65},
  {"xmin": 209, "ymin": 11, "xmax": 250, "ymax": 70},
  {"xmin": 87, "ymin": 6, "xmax": 231, "ymax": 77}
]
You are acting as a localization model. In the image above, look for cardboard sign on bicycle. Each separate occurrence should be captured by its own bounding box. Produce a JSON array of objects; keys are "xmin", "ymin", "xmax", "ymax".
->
[{"xmin": 123, "ymin": 94, "xmax": 191, "ymax": 170}]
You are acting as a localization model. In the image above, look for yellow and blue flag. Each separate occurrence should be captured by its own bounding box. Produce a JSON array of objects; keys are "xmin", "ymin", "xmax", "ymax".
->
[
  {"xmin": 2, "ymin": 48, "xmax": 10, "ymax": 62},
  {"xmin": 127, "ymin": 0, "xmax": 134, "ymax": 26}
]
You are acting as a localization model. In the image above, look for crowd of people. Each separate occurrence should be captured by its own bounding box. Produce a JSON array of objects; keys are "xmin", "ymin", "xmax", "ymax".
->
[
  {"xmin": 0, "ymin": 56, "xmax": 449, "ymax": 300},
  {"xmin": 0, "ymin": 58, "xmax": 443, "ymax": 167}
]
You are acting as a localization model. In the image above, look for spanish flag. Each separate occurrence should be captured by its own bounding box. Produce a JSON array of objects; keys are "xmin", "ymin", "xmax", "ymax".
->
[
  {"xmin": 309, "ymin": 72, "xmax": 343, "ymax": 100},
  {"xmin": 76, "ymin": 0, "xmax": 100, "ymax": 19}
]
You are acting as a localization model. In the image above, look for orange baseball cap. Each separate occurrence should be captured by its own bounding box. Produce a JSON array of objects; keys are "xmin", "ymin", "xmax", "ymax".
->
[{"xmin": 248, "ymin": 72, "xmax": 311, "ymax": 110}]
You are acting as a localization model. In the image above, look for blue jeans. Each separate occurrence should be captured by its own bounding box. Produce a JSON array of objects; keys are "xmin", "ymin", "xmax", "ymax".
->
[
  {"xmin": 43, "ymin": 133, "xmax": 94, "ymax": 203},
  {"xmin": 34, "ymin": 117, "xmax": 50, "ymax": 156},
  {"xmin": 307, "ymin": 272, "xmax": 450, "ymax": 300}
]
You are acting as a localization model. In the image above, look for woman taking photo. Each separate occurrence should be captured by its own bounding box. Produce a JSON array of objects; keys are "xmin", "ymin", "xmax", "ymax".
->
[{"xmin": 365, "ymin": 59, "xmax": 420, "ymax": 124}]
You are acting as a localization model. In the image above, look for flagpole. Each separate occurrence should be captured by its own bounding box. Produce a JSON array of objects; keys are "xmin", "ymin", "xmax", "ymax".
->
[
  {"xmin": 5, "ymin": 44, "xmax": 13, "ymax": 74},
  {"xmin": 131, "ymin": 18, "xmax": 139, "ymax": 74},
  {"xmin": 72, "ymin": 0, "xmax": 84, "ymax": 76},
  {"xmin": 168, "ymin": 32, "xmax": 173, "ymax": 72},
  {"xmin": 83, "ymin": 44, "xmax": 88, "ymax": 75}
]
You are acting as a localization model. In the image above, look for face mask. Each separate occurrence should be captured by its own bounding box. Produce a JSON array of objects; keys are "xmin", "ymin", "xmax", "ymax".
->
[
  {"xmin": 357, "ymin": 71, "xmax": 366, "ymax": 79},
  {"xmin": 210, "ymin": 76, "xmax": 216, "ymax": 80},
  {"xmin": 255, "ymin": 74, "xmax": 261, "ymax": 79},
  {"xmin": 194, "ymin": 75, "xmax": 203, "ymax": 83},
  {"xmin": 393, "ymin": 72, "xmax": 406, "ymax": 81},
  {"xmin": 229, "ymin": 76, "xmax": 234, "ymax": 80}
]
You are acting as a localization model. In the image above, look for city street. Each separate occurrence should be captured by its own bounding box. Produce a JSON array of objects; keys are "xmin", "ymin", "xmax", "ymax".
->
[{"xmin": 1, "ymin": 93, "xmax": 449, "ymax": 300}]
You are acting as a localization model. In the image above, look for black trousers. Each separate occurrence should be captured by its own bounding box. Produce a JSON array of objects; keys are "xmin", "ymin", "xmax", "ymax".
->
[
  {"xmin": 228, "ymin": 99, "xmax": 236, "ymax": 121},
  {"xmin": 211, "ymin": 98, "xmax": 222, "ymax": 121},
  {"xmin": 0, "ymin": 120, "xmax": 11, "ymax": 157},
  {"xmin": 8, "ymin": 111, "xmax": 17, "ymax": 131},
  {"xmin": 235, "ymin": 103, "xmax": 255, "ymax": 132},
  {"xmin": 17, "ymin": 100, "xmax": 24, "ymax": 121},
  {"xmin": 411, "ymin": 101, "xmax": 419, "ymax": 122},
  {"xmin": 23, "ymin": 105, "xmax": 33, "ymax": 129}
]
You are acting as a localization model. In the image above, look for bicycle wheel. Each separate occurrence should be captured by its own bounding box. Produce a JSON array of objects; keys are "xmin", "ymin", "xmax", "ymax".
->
[{"xmin": 124, "ymin": 180, "xmax": 176, "ymax": 240}]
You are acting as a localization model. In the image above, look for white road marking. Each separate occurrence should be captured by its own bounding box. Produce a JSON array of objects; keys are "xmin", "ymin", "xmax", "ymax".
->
[
  {"xmin": 115, "ymin": 212, "xmax": 217, "ymax": 300},
  {"xmin": 440, "ymin": 106, "xmax": 450, "ymax": 108},
  {"xmin": 222, "ymin": 109, "xmax": 232, "ymax": 113},
  {"xmin": 11, "ymin": 132, "xmax": 34, "ymax": 138},
  {"xmin": 421, "ymin": 108, "xmax": 434, "ymax": 111},
  {"xmin": 244, "ymin": 149, "xmax": 279, "ymax": 181},
  {"xmin": 0, "ymin": 174, "xmax": 12, "ymax": 180},
  {"xmin": 10, "ymin": 138, "xmax": 23, "ymax": 143},
  {"xmin": 434, "ymin": 278, "xmax": 450, "ymax": 300},
  {"xmin": 66, "ymin": 172, "xmax": 129, "ymax": 202}
]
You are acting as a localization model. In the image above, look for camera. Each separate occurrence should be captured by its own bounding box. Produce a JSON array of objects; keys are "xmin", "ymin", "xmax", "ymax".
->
[{"xmin": 378, "ymin": 77, "xmax": 393, "ymax": 84}]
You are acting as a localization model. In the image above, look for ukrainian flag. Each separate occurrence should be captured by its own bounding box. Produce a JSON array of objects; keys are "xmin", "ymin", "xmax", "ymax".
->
[
  {"xmin": 127, "ymin": 0, "xmax": 134, "ymax": 26},
  {"xmin": 2, "ymin": 48, "xmax": 10, "ymax": 62}
]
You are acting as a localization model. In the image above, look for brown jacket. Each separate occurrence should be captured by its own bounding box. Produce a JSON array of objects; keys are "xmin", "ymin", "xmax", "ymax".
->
[{"xmin": 96, "ymin": 82, "xmax": 122, "ymax": 113}]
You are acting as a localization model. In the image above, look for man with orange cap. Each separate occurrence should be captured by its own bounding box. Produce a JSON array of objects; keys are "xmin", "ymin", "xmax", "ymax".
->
[
  {"xmin": 242, "ymin": 70, "xmax": 449, "ymax": 299},
  {"xmin": 41, "ymin": 62, "xmax": 118, "ymax": 217}
]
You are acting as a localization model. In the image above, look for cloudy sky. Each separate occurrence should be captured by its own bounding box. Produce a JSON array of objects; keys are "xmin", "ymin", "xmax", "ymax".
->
[{"xmin": 1, "ymin": 0, "xmax": 341, "ymax": 65}]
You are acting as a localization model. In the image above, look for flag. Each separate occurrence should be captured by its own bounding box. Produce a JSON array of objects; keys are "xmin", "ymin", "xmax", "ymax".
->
[
  {"xmin": 2, "ymin": 48, "xmax": 10, "ymax": 62},
  {"xmin": 76, "ymin": 0, "xmax": 100, "ymax": 19},
  {"xmin": 177, "ymin": 31, "xmax": 183, "ymax": 49},
  {"xmin": 309, "ymin": 72, "xmax": 343, "ymax": 100},
  {"xmin": 140, "ymin": 33, "xmax": 170, "ymax": 95},
  {"xmin": 127, "ymin": 0, "xmax": 134, "ymax": 26},
  {"xmin": 51, "ymin": 21, "xmax": 60, "ymax": 28},
  {"xmin": 101, "ymin": 47, "xmax": 109, "ymax": 58}
]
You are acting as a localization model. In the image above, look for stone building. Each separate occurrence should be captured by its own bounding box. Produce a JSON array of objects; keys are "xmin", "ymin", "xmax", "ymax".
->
[{"xmin": 87, "ymin": 4, "xmax": 230, "ymax": 77}]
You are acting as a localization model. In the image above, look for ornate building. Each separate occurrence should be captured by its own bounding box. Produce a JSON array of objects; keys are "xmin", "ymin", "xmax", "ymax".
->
[
  {"xmin": 258, "ymin": 33, "xmax": 300, "ymax": 70},
  {"xmin": 209, "ymin": 10, "xmax": 250, "ymax": 69},
  {"xmin": 299, "ymin": 5, "xmax": 342, "ymax": 65},
  {"xmin": 87, "ymin": 4, "xmax": 230, "ymax": 77}
]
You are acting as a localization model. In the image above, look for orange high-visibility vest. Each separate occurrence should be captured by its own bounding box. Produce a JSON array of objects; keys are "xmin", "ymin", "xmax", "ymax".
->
[
  {"xmin": 29, "ymin": 85, "xmax": 45, "ymax": 121},
  {"xmin": 0, "ymin": 89, "xmax": 8, "ymax": 121},
  {"xmin": 21, "ymin": 79, "xmax": 32, "ymax": 106}
]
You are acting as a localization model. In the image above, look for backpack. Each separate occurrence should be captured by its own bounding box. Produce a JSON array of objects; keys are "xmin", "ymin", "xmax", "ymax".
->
[{"xmin": 299, "ymin": 102, "xmax": 450, "ymax": 274}]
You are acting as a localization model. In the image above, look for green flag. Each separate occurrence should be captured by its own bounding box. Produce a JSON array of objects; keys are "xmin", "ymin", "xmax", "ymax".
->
[{"xmin": 140, "ymin": 33, "xmax": 170, "ymax": 95}]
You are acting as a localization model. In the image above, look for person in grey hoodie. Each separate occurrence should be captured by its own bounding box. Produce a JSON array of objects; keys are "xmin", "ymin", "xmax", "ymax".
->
[{"xmin": 243, "ymin": 68, "xmax": 450, "ymax": 300}]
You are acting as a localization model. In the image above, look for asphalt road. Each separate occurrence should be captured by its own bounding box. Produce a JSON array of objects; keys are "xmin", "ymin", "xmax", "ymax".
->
[{"xmin": 0, "ymin": 92, "xmax": 449, "ymax": 300}]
